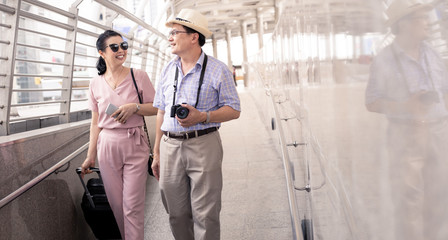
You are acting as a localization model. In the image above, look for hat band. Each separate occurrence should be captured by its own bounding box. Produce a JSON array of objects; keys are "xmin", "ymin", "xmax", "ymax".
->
[{"xmin": 175, "ymin": 17, "xmax": 191, "ymax": 24}]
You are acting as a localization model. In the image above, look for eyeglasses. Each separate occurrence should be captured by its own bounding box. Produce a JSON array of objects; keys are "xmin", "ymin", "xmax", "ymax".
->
[
  {"xmin": 105, "ymin": 41, "xmax": 128, "ymax": 52},
  {"xmin": 168, "ymin": 30, "xmax": 189, "ymax": 38}
]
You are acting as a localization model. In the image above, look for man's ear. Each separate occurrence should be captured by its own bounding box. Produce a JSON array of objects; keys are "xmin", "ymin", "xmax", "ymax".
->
[{"xmin": 191, "ymin": 32, "xmax": 199, "ymax": 43}]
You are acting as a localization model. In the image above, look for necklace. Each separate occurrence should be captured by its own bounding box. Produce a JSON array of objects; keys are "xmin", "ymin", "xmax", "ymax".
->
[{"xmin": 105, "ymin": 66, "xmax": 125, "ymax": 90}]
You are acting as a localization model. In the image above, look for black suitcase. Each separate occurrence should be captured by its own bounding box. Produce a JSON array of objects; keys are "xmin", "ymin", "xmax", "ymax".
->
[{"xmin": 76, "ymin": 167, "xmax": 121, "ymax": 240}]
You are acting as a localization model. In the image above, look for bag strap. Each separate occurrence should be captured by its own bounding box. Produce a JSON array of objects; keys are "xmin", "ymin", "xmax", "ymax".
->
[{"xmin": 130, "ymin": 68, "xmax": 153, "ymax": 154}]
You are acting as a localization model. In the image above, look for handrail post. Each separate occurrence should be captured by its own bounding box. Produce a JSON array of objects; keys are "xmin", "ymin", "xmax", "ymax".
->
[
  {"xmin": 0, "ymin": 0, "xmax": 21, "ymax": 136},
  {"xmin": 59, "ymin": 5, "xmax": 79, "ymax": 124}
]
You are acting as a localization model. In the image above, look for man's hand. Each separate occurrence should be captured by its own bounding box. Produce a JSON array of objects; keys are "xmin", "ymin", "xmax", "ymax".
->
[
  {"xmin": 406, "ymin": 91, "xmax": 436, "ymax": 117},
  {"xmin": 176, "ymin": 104, "xmax": 206, "ymax": 127},
  {"xmin": 152, "ymin": 153, "xmax": 160, "ymax": 181}
]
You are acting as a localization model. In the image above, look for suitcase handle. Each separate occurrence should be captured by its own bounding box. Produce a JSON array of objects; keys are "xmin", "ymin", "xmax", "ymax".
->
[{"xmin": 76, "ymin": 167, "xmax": 102, "ymax": 208}]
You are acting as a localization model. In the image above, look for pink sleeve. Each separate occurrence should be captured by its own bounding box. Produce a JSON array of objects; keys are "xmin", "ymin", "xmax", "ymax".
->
[
  {"xmin": 88, "ymin": 76, "xmax": 99, "ymax": 112},
  {"xmin": 138, "ymin": 70, "xmax": 155, "ymax": 103}
]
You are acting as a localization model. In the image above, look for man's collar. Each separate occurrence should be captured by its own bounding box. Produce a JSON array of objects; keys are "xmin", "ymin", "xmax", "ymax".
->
[
  {"xmin": 175, "ymin": 50, "xmax": 205, "ymax": 69},
  {"xmin": 392, "ymin": 40, "xmax": 428, "ymax": 56}
]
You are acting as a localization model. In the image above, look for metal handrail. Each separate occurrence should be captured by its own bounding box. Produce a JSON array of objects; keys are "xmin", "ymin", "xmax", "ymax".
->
[
  {"xmin": 248, "ymin": 66, "xmax": 305, "ymax": 239},
  {"xmin": 0, "ymin": 23, "xmax": 11, "ymax": 28},
  {"xmin": 14, "ymin": 73, "xmax": 68, "ymax": 78},
  {"xmin": 0, "ymin": 142, "xmax": 89, "ymax": 209},
  {"xmin": 11, "ymin": 100, "xmax": 66, "ymax": 107},
  {"xmin": 15, "ymin": 58, "xmax": 70, "ymax": 66},
  {"xmin": 76, "ymin": 28, "xmax": 99, "ymax": 38},
  {"xmin": 75, "ymin": 53, "xmax": 99, "ymax": 59},
  {"xmin": 9, "ymin": 113, "xmax": 65, "ymax": 122},
  {"xmin": 20, "ymin": 10, "xmax": 74, "ymax": 31},
  {"xmin": 71, "ymin": 98, "xmax": 88, "ymax": 102},
  {"xmin": 93, "ymin": 0, "xmax": 167, "ymax": 40},
  {"xmin": 18, "ymin": 27, "xmax": 71, "ymax": 41},
  {"xmin": 23, "ymin": 0, "xmax": 76, "ymax": 19},
  {"xmin": 270, "ymin": 92, "xmax": 304, "ymax": 240},
  {"xmin": 13, "ymin": 88, "xmax": 67, "ymax": 92},
  {"xmin": 75, "ymin": 41, "xmax": 95, "ymax": 49},
  {"xmin": 72, "ymin": 87, "xmax": 88, "ymax": 90},
  {"xmin": 16, "ymin": 43, "xmax": 70, "ymax": 54},
  {"xmin": 73, "ymin": 64, "xmax": 96, "ymax": 69},
  {"xmin": 78, "ymin": 16, "xmax": 108, "ymax": 31},
  {"xmin": 0, "ymin": 3, "xmax": 15, "ymax": 14}
]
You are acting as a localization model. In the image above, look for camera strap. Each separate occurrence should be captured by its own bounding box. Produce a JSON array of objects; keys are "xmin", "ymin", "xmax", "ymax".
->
[{"xmin": 173, "ymin": 53, "xmax": 208, "ymax": 108}]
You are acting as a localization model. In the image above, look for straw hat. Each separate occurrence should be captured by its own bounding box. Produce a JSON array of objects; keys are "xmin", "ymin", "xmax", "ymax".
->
[
  {"xmin": 385, "ymin": 0, "xmax": 433, "ymax": 26},
  {"xmin": 166, "ymin": 9, "xmax": 213, "ymax": 38}
]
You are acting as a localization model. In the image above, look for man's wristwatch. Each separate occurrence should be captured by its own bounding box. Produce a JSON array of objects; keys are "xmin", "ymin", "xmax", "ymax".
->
[
  {"xmin": 203, "ymin": 111, "xmax": 210, "ymax": 124},
  {"xmin": 135, "ymin": 103, "xmax": 140, "ymax": 113}
]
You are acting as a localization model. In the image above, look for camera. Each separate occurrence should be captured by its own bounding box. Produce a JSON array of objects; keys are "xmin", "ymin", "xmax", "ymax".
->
[
  {"xmin": 419, "ymin": 91, "xmax": 439, "ymax": 105},
  {"xmin": 170, "ymin": 103, "xmax": 189, "ymax": 119}
]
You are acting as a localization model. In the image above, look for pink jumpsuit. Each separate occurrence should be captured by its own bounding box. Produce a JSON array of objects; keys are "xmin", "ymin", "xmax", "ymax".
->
[{"xmin": 88, "ymin": 69, "xmax": 155, "ymax": 240}]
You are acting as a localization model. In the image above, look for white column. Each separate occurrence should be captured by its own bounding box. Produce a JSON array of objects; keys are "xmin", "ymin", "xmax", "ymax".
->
[
  {"xmin": 226, "ymin": 28, "xmax": 232, "ymax": 68},
  {"xmin": 240, "ymin": 21, "xmax": 248, "ymax": 86},
  {"xmin": 212, "ymin": 35, "xmax": 218, "ymax": 59},
  {"xmin": 257, "ymin": 9, "xmax": 264, "ymax": 49}
]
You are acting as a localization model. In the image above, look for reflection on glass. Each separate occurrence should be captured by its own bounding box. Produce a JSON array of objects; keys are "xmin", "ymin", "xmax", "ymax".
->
[{"xmin": 366, "ymin": 1, "xmax": 448, "ymax": 239}]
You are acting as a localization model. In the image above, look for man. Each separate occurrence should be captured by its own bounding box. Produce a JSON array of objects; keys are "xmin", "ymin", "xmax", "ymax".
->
[
  {"xmin": 152, "ymin": 9, "xmax": 241, "ymax": 240},
  {"xmin": 365, "ymin": 0, "xmax": 448, "ymax": 239}
]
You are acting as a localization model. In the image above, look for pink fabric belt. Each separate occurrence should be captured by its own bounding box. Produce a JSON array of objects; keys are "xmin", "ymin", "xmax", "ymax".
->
[{"xmin": 102, "ymin": 126, "xmax": 143, "ymax": 145}]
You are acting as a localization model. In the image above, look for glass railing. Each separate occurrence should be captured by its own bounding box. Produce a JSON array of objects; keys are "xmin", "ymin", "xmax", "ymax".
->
[{"xmin": 248, "ymin": 0, "xmax": 448, "ymax": 239}]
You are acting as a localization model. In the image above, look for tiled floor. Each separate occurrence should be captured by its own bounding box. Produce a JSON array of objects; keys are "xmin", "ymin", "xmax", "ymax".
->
[{"xmin": 143, "ymin": 91, "xmax": 293, "ymax": 240}]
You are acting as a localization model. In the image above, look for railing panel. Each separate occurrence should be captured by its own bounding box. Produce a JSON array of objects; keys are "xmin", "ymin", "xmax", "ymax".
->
[{"xmin": 0, "ymin": 0, "xmax": 169, "ymax": 135}]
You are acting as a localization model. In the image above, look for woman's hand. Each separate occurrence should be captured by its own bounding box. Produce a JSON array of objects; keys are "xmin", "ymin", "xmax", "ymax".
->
[
  {"xmin": 112, "ymin": 103, "xmax": 138, "ymax": 124},
  {"xmin": 80, "ymin": 157, "xmax": 96, "ymax": 178}
]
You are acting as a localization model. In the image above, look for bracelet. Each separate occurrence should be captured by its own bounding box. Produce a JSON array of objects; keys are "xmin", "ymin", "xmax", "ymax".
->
[{"xmin": 135, "ymin": 103, "xmax": 140, "ymax": 113}]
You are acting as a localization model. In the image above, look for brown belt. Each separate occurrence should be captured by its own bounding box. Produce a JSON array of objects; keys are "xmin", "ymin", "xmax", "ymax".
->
[
  {"xmin": 163, "ymin": 127, "xmax": 218, "ymax": 140},
  {"xmin": 389, "ymin": 117, "xmax": 448, "ymax": 125}
]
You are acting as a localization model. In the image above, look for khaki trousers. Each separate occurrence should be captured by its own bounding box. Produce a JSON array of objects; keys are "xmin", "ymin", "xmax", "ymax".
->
[
  {"xmin": 159, "ymin": 130, "xmax": 223, "ymax": 240},
  {"xmin": 388, "ymin": 119, "xmax": 448, "ymax": 240}
]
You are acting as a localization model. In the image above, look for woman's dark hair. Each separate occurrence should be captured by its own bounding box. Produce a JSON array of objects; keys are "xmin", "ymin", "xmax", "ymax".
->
[
  {"xmin": 96, "ymin": 30, "xmax": 123, "ymax": 75},
  {"xmin": 183, "ymin": 26, "xmax": 206, "ymax": 47}
]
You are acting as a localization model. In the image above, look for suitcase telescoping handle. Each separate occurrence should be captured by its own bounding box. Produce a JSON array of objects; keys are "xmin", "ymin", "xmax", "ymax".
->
[{"xmin": 76, "ymin": 167, "xmax": 101, "ymax": 208}]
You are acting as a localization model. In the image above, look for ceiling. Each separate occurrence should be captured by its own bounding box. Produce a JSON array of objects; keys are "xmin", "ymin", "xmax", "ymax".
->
[
  {"xmin": 167, "ymin": 0, "xmax": 386, "ymax": 41},
  {"xmin": 169, "ymin": 0, "xmax": 278, "ymax": 39}
]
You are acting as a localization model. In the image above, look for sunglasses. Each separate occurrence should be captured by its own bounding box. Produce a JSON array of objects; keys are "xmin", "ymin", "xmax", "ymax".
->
[{"xmin": 105, "ymin": 41, "xmax": 128, "ymax": 52}]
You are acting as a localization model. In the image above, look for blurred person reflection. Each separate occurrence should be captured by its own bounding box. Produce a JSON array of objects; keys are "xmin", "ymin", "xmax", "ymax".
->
[{"xmin": 365, "ymin": 1, "xmax": 448, "ymax": 239}]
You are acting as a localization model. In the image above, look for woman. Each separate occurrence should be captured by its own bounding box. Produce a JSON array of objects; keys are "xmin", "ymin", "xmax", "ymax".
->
[{"xmin": 81, "ymin": 30, "xmax": 157, "ymax": 239}]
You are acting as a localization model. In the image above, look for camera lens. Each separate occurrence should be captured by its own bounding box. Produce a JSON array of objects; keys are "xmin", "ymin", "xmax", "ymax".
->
[{"xmin": 176, "ymin": 106, "xmax": 189, "ymax": 119}]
